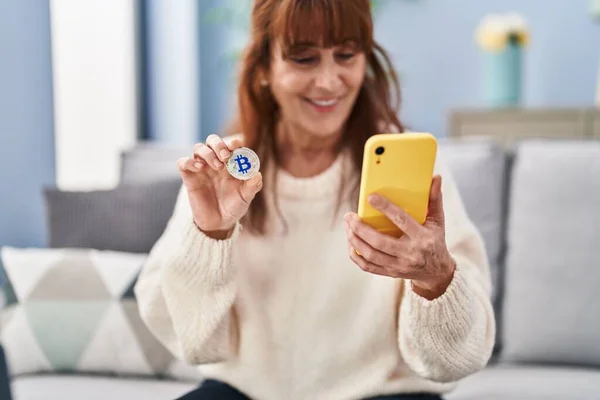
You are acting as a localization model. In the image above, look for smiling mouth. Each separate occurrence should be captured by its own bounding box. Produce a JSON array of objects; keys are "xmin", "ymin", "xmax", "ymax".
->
[{"xmin": 304, "ymin": 97, "xmax": 341, "ymax": 111}]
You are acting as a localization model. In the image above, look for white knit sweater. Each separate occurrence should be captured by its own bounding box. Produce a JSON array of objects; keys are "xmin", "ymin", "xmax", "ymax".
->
[{"xmin": 134, "ymin": 150, "xmax": 496, "ymax": 400}]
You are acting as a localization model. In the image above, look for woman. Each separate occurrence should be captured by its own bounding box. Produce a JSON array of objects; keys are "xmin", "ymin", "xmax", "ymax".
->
[{"xmin": 135, "ymin": 0, "xmax": 495, "ymax": 399}]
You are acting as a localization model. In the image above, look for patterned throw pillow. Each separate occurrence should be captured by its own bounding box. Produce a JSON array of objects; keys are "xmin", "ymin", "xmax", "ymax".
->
[{"xmin": 0, "ymin": 247, "xmax": 201, "ymax": 381}]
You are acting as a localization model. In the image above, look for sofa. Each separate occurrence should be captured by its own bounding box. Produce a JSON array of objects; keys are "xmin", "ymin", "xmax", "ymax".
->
[{"xmin": 1, "ymin": 135, "xmax": 599, "ymax": 399}]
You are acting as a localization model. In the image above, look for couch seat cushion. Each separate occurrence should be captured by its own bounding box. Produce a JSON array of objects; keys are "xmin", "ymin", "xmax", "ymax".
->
[
  {"xmin": 12, "ymin": 375, "xmax": 196, "ymax": 400},
  {"xmin": 447, "ymin": 364, "xmax": 600, "ymax": 400}
]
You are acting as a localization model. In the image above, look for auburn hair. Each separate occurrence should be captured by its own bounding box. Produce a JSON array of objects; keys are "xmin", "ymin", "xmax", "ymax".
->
[{"xmin": 227, "ymin": 0, "xmax": 404, "ymax": 235}]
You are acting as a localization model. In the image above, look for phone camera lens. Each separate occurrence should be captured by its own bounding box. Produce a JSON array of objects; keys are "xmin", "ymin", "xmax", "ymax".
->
[{"xmin": 375, "ymin": 146, "xmax": 385, "ymax": 155}]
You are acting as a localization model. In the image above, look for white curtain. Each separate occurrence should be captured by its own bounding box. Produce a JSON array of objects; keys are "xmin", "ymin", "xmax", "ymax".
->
[{"xmin": 50, "ymin": 0, "xmax": 139, "ymax": 190}]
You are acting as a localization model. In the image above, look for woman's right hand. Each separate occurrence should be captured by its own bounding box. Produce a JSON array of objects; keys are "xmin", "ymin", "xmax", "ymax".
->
[{"xmin": 178, "ymin": 134, "xmax": 263, "ymax": 239}]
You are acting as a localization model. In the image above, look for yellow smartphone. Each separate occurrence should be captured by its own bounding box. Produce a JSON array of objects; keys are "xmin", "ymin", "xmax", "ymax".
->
[{"xmin": 357, "ymin": 132, "xmax": 438, "ymax": 237}]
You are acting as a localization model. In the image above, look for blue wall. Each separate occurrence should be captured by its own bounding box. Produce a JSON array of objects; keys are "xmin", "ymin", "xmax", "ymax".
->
[
  {"xmin": 144, "ymin": 0, "xmax": 201, "ymax": 146},
  {"xmin": 0, "ymin": 0, "xmax": 55, "ymax": 248},
  {"xmin": 198, "ymin": 0, "xmax": 242, "ymax": 138},
  {"xmin": 143, "ymin": 0, "xmax": 248, "ymax": 142},
  {"xmin": 0, "ymin": 1, "xmax": 595, "ymax": 249},
  {"xmin": 374, "ymin": 0, "xmax": 600, "ymax": 135},
  {"xmin": 192, "ymin": 0, "xmax": 599, "ymax": 138}
]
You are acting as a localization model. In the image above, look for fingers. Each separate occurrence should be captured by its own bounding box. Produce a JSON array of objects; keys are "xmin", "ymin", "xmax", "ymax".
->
[
  {"xmin": 192, "ymin": 134, "xmax": 245, "ymax": 171},
  {"xmin": 344, "ymin": 213, "xmax": 404, "ymax": 257},
  {"xmin": 206, "ymin": 134, "xmax": 232, "ymax": 162},
  {"xmin": 239, "ymin": 172, "xmax": 263, "ymax": 203},
  {"xmin": 345, "ymin": 222, "xmax": 398, "ymax": 269},
  {"xmin": 194, "ymin": 135, "xmax": 231, "ymax": 171},
  {"xmin": 193, "ymin": 142, "xmax": 224, "ymax": 170},
  {"xmin": 368, "ymin": 194, "xmax": 423, "ymax": 237},
  {"xmin": 425, "ymin": 175, "xmax": 445, "ymax": 228},
  {"xmin": 431, "ymin": 174, "xmax": 443, "ymax": 200},
  {"xmin": 347, "ymin": 238, "xmax": 389, "ymax": 278},
  {"xmin": 178, "ymin": 157, "xmax": 205, "ymax": 174},
  {"xmin": 223, "ymin": 135, "xmax": 244, "ymax": 152}
]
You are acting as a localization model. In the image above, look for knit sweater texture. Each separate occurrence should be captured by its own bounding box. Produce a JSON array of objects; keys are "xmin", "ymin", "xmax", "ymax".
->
[{"xmin": 134, "ymin": 148, "xmax": 496, "ymax": 400}]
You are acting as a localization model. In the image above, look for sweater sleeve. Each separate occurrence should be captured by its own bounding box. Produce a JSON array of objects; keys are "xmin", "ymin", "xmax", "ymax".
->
[
  {"xmin": 398, "ymin": 155, "xmax": 496, "ymax": 383},
  {"xmin": 134, "ymin": 184, "xmax": 241, "ymax": 365}
]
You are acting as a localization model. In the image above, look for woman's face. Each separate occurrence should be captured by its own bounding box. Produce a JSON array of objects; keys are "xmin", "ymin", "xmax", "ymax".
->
[{"xmin": 268, "ymin": 40, "xmax": 367, "ymax": 140}]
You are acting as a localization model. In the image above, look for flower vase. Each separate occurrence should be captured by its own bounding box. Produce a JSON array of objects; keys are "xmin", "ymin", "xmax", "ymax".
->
[{"xmin": 484, "ymin": 36, "xmax": 522, "ymax": 107}]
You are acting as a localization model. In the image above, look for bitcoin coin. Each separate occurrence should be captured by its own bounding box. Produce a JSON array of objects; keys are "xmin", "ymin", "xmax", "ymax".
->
[{"xmin": 226, "ymin": 147, "xmax": 260, "ymax": 180}]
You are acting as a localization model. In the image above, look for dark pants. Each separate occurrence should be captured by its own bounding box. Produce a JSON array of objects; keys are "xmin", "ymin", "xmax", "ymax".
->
[
  {"xmin": 0, "ymin": 346, "xmax": 12, "ymax": 400},
  {"xmin": 176, "ymin": 379, "xmax": 443, "ymax": 400}
]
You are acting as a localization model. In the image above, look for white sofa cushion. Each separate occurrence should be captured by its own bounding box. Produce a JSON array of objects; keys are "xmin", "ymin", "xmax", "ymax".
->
[{"xmin": 12, "ymin": 375, "xmax": 196, "ymax": 400}]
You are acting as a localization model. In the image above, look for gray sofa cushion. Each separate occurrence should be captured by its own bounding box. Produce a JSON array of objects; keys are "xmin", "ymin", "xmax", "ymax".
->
[
  {"xmin": 501, "ymin": 139, "xmax": 600, "ymax": 367},
  {"xmin": 438, "ymin": 137, "xmax": 507, "ymax": 302},
  {"xmin": 446, "ymin": 364, "xmax": 600, "ymax": 400},
  {"xmin": 439, "ymin": 137, "xmax": 507, "ymax": 356},
  {"xmin": 12, "ymin": 375, "xmax": 195, "ymax": 400},
  {"xmin": 44, "ymin": 179, "xmax": 182, "ymax": 254},
  {"xmin": 120, "ymin": 143, "xmax": 188, "ymax": 184}
]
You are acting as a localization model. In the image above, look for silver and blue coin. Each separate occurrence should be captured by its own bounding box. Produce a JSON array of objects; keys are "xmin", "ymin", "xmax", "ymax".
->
[{"xmin": 226, "ymin": 147, "xmax": 260, "ymax": 180}]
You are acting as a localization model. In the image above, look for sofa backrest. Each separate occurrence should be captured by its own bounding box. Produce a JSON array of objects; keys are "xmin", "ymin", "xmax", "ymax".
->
[
  {"xmin": 121, "ymin": 137, "xmax": 600, "ymax": 368},
  {"xmin": 499, "ymin": 138, "xmax": 600, "ymax": 368},
  {"xmin": 120, "ymin": 139, "xmax": 510, "ymax": 301},
  {"xmin": 120, "ymin": 143, "xmax": 187, "ymax": 185},
  {"xmin": 438, "ymin": 137, "xmax": 509, "ymax": 355},
  {"xmin": 120, "ymin": 137, "xmax": 510, "ymax": 317},
  {"xmin": 438, "ymin": 137, "xmax": 508, "ymax": 304}
]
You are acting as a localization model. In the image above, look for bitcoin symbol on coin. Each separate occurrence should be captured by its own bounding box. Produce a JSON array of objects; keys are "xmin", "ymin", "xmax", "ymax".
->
[
  {"xmin": 227, "ymin": 147, "xmax": 260, "ymax": 180},
  {"xmin": 234, "ymin": 154, "xmax": 251, "ymax": 175}
]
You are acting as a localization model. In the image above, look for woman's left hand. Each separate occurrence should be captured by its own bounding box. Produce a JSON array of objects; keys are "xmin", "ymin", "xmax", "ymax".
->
[{"xmin": 344, "ymin": 175, "xmax": 457, "ymax": 300}]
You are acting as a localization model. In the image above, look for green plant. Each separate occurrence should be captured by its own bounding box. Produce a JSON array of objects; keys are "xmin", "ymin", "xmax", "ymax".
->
[
  {"xmin": 371, "ymin": 0, "xmax": 383, "ymax": 14},
  {"xmin": 592, "ymin": 0, "xmax": 600, "ymax": 20},
  {"xmin": 203, "ymin": 1, "xmax": 251, "ymax": 31}
]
